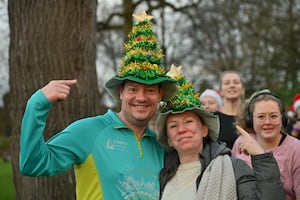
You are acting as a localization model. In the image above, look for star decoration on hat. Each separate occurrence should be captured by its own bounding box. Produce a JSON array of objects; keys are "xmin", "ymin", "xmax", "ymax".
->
[
  {"xmin": 166, "ymin": 64, "xmax": 182, "ymax": 78},
  {"xmin": 132, "ymin": 10, "xmax": 154, "ymax": 22}
]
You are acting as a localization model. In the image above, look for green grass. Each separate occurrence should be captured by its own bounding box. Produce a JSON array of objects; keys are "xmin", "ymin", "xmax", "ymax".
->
[{"xmin": 0, "ymin": 159, "xmax": 16, "ymax": 200}]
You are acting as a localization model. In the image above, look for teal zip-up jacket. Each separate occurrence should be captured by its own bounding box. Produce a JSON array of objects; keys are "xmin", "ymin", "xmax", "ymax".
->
[{"xmin": 20, "ymin": 90, "xmax": 165, "ymax": 200}]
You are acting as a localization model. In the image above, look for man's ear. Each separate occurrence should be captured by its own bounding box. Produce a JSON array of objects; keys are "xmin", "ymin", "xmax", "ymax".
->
[{"xmin": 119, "ymin": 85, "xmax": 124, "ymax": 101}]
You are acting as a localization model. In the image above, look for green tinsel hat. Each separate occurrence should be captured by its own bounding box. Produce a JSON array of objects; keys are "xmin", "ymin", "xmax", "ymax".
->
[
  {"xmin": 105, "ymin": 10, "xmax": 178, "ymax": 103},
  {"xmin": 156, "ymin": 65, "xmax": 220, "ymax": 148}
]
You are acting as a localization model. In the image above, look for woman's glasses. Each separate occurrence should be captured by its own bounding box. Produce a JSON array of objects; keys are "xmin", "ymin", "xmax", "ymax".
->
[{"xmin": 253, "ymin": 113, "xmax": 281, "ymax": 124}]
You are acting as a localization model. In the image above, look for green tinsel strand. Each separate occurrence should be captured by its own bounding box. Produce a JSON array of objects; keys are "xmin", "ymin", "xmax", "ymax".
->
[
  {"xmin": 120, "ymin": 69, "xmax": 164, "ymax": 80},
  {"xmin": 128, "ymin": 42, "xmax": 159, "ymax": 51},
  {"xmin": 124, "ymin": 54, "xmax": 161, "ymax": 66},
  {"xmin": 160, "ymin": 72, "xmax": 202, "ymax": 113},
  {"xmin": 131, "ymin": 29, "xmax": 154, "ymax": 39},
  {"xmin": 118, "ymin": 61, "xmax": 165, "ymax": 77}
]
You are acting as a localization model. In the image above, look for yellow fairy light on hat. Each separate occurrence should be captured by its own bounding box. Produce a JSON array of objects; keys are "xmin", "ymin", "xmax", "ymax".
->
[{"xmin": 132, "ymin": 10, "xmax": 154, "ymax": 22}]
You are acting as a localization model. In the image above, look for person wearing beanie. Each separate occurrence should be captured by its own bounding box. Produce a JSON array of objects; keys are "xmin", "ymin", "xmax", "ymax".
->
[
  {"xmin": 286, "ymin": 93, "xmax": 300, "ymax": 139},
  {"xmin": 19, "ymin": 11, "xmax": 177, "ymax": 200},
  {"xmin": 199, "ymin": 89, "xmax": 223, "ymax": 112},
  {"xmin": 156, "ymin": 65, "xmax": 285, "ymax": 200}
]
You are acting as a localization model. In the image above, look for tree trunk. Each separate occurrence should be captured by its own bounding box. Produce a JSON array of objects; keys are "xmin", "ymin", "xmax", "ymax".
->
[
  {"xmin": 123, "ymin": 0, "xmax": 134, "ymax": 43},
  {"xmin": 8, "ymin": 1, "xmax": 100, "ymax": 199}
]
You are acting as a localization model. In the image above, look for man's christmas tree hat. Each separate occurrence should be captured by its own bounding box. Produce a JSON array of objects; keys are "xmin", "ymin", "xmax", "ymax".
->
[
  {"xmin": 105, "ymin": 10, "xmax": 177, "ymax": 102},
  {"xmin": 156, "ymin": 65, "xmax": 220, "ymax": 148}
]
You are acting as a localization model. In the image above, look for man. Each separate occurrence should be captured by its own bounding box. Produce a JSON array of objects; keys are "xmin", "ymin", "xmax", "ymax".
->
[{"xmin": 19, "ymin": 10, "xmax": 177, "ymax": 200}]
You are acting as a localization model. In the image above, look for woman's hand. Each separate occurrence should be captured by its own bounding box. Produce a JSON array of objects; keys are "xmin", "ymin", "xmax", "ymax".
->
[{"xmin": 236, "ymin": 125, "xmax": 265, "ymax": 155}]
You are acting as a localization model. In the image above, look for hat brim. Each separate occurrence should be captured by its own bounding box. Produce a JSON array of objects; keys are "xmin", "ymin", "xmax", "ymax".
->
[
  {"xmin": 156, "ymin": 107, "xmax": 219, "ymax": 148},
  {"xmin": 105, "ymin": 75, "xmax": 178, "ymax": 103}
]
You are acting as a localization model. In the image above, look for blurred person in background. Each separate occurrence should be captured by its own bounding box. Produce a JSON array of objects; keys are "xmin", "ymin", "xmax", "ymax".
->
[
  {"xmin": 216, "ymin": 70, "xmax": 245, "ymax": 149},
  {"xmin": 199, "ymin": 89, "xmax": 223, "ymax": 112},
  {"xmin": 285, "ymin": 93, "xmax": 300, "ymax": 139}
]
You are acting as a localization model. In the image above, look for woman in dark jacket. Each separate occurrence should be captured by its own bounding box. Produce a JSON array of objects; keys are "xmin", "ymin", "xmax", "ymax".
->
[{"xmin": 155, "ymin": 65, "xmax": 285, "ymax": 200}]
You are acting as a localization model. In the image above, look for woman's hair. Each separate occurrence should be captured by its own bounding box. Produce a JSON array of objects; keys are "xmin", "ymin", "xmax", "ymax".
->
[
  {"xmin": 247, "ymin": 93, "xmax": 284, "ymax": 114},
  {"xmin": 235, "ymin": 98, "xmax": 252, "ymax": 132}
]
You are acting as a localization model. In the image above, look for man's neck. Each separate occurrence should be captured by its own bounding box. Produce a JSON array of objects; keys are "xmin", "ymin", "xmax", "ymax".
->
[{"xmin": 117, "ymin": 112, "xmax": 147, "ymax": 141}]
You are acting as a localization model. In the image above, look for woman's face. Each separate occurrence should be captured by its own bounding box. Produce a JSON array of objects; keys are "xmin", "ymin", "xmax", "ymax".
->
[
  {"xmin": 201, "ymin": 96, "xmax": 220, "ymax": 112},
  {"xmin": 166, "ymin": 111, "xmax": 208, "ymax": 155},
  {"xmin": 220, "ymin": 72, "xmax": 244, "ymax": 101},
  {"xmin": 253, "ymin": 100, "xmax": 283, "ymax": 142}
]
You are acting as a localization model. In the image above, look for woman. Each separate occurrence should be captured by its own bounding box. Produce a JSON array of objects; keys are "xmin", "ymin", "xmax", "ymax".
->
[
  {"xmin": 232, "ymin": 91, "xmax": 300, "ymax": 200},
  {"xmin": 216, "ymin": 70, "xmax": 245, "ymax": 149},
  {"xmin": 199, "ymin": 89, "xmax": 223, "ymax": 112},
  {"xmin": 156, "ymin": 66, "xmax": 285, "ymax": 200}
]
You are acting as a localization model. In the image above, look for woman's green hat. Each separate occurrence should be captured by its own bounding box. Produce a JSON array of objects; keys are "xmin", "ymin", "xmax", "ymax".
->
[
  {"xmin": 105, "ymin": 10, "xmax": 177, "ymax": 103},
  {"xmin": 156, "ymin": 65, "xmax": 220, "ymax": 148}
]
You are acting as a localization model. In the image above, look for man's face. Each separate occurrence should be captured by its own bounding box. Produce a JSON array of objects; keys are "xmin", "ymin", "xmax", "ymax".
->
[{"xmin": 119, "ymin": 81, "xmax": 163, "ymax": 126}]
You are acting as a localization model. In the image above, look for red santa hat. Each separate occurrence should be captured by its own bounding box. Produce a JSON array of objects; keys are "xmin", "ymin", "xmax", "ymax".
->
[{"xmin": 292, "ymin": 94, "xmax": 300, "ymax": 113}]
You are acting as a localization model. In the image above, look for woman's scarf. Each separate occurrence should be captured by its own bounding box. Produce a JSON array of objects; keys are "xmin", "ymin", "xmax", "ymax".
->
[{"xmin": 196, "ymin": 155, "xmax": 237, "ymax": 200}]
